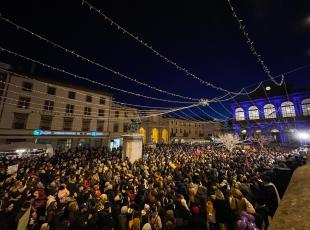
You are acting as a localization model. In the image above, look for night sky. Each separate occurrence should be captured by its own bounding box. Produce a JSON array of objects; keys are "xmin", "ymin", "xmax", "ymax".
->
[{"xmin": 0, "ymin": 0, "xmax": 310, "ymax": 120}]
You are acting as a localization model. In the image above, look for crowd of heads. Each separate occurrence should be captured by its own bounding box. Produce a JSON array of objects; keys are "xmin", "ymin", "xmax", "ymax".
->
[{"xmin": 0, "ymin": 143, "xmax": 306, "ymax": 230}]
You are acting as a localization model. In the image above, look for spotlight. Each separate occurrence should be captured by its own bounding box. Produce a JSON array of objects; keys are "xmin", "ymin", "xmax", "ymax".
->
[{"xmin": 296, "ymin": 132, "xmax": 310, "ymax": 140}]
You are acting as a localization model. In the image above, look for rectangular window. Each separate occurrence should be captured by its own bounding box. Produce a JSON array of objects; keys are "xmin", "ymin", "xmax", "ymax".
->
[
  {"xmin": 99, "ymin": 97, "xmax": 105, "ymax": 105},
  {"xmin": 86, "ymin": 95, "xmax": 92, "ymax": 102},
  {"xmin": 82, "ymin": 119, "xmax": 91, "ymax": 131},
  {"xmin": 43, "ymin": 100, "xmax": 54, "ymax": 111},
  {"xmin": 68, "ymin": 91, "xmax": 76, "ymax": 99},
  {"xmin": 84, "ymin": 107, "xmax": 91, "ymax": 115},
  {"xmin": 65, "ymin": 104, "xmax": 74, "ymax": 113},
  {"xmin": 12, "ymin": 113, "xmax": 28, "ymax": 129},
  {"xmin": 63, "ymin": 117, "xmax": 73, "ymax": 131},
  {"xmin": 113, "ymin": 123, "xmax": 119, "ymax": 132},
  {"xmin": 98, "ymin": 109, "xmax": 105, "ymax": 117},
  {"xmin": 115, "ymin": 111, "xmax": 119, "ymax": 118},
  {"xmin": 18, "ymin": 96, "xmax": 31, "ymax": 109},
  {"xmin": 47, "ymin": 86, "xmax": 56, "ymax": 95},
  {"xmin": 125, "ymin": 112, "xmax": 128, "ymax": 117},
  {"xmin": 97, "ymin": 120, "xmax": 104, "ymax": 132},
  {"xmin": 123, "ymin": 124, "xmax": 128, "ymax": 133},
  {"xmin": 22, "ymin": 81, "xmax": 33, "ymax": 92},
  {"xmin": 40, "ymin": 115, "xmax": 53, "ymax": 130}
]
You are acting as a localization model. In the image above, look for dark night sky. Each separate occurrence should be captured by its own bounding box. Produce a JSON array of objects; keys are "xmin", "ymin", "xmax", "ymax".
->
[{"xmin": 0, "ymin": 0, "xmax": 310, "ymax": 120}]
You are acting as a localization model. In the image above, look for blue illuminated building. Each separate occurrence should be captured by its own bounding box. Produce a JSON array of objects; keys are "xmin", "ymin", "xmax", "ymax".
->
[{"xmin": 232, "ymin": 91, "xmax": 310, "ymax": 145}]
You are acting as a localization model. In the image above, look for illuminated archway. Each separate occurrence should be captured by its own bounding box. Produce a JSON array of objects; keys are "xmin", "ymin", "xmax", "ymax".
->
[
  {"xmin": 139, "ymin": 127, "xmax": 146, "ymax": 144},
  {"xmin": 151, "ymin": 128, "xmax": 159, "ymax": 144},
  {"xmin": 162, "ymin": 129, "xmax": 169, "ymax": 144}
]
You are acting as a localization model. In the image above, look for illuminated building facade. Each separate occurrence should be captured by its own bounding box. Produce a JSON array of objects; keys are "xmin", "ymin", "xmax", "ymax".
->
[
  {"xmin": 140, "ymin": 115, "xmax": 222, "ymax": 144},
  {"xmin": 232, "ymin": 91, "xmax": 310, "ymax": 145}
]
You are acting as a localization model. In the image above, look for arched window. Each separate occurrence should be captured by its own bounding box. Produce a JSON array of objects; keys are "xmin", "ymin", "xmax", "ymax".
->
[
  {"xmin": 151, "ymin": 128, "xmax": 159, "ymax": 143},
  {"xmin": 162, "ymin": 129, "xmax": 169, "ymax": 144},
  {"xmin": 235, "ymin": 108, "xmax": 245, "ymax": 121},
  {"xmin": 139, "ymin": 127, "xmax": 146, "ymax": 144},
  {"xmin": 248, "ymin": 106, "xmax": 260, "ymax": 120},
  {"xmin": 302, "ymin": 99, "xmax": 310, "ymax": 116},
  {"xmin": 281, "ymin": 101, "xmax": 296, "ymax": 117},
  {"xmin": 264, "ymin": 104, "xmax": 276, "ymax": 119}
]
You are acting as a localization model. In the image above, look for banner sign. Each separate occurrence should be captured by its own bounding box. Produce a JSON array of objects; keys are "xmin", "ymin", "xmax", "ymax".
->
[{"xmin": 33, "ymin": 130, "xmax": 103, "ymax": 137}]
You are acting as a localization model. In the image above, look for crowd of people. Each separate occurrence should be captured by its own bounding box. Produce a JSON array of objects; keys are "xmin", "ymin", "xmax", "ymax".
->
[{"xmin": 0, "ymin": 143, "xmax": 306, "ymax": 230}]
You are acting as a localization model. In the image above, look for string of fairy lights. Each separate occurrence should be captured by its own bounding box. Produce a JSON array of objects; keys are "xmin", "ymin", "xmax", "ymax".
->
[
  {"xmin": 0, "ymin": 77, "xmax": 177, "ymax": 113},
  {"xmin": 2, "ymin": 67, "xmax": 183, "ymax": 111},
  {"xmin": 0, "ymin": 10, "xmax": 303, "ymax": 107},
  {"xmin": 225, "ymin": 0, "xmax": 284, "ymax": 86},
  {"xmin": 0, "ymin": 14, "xmax": 199, "ymax": 102},
  {"xmin": 0, "ymin": 67, "xmax": 230, "ymax": 122},
  {"xmin": 80, "ymin": 0, "xmax": 265, "ymax": 98},
  {"xmin": 0, "ymin": 12, "xmax": 280, "ymax": 107},
  {"xmin": 1, "ymin": 2, "xmax": 310, "ymax": 124},
  {"xmin": 0, "ymin": 69, "xmax": 208, "ymax": 121},
  {"xmin": 0, "ymin": 46, "xmax": 269, "ymax": 123},
  {"xmin": 0, "ymin": 46, "xmax": 196, "ymax": 104}
]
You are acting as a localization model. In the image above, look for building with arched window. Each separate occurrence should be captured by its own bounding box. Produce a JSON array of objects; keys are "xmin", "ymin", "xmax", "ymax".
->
[
  {"xmin": 264, "ymin": 104, "xmax": 277, "ymax": 119},
  {"xmin": 232, "ymin": 91, "xmax": 310, "ymax": 145},
  {"xmin": 281, "ymin": 101, "xmax": 296, "ymax": 118},
  {"xmin": 302, "ymin": 99, "xmax": 310, "ymax": 116},
  {"xmin": 140, "ymin": 115, "xmax": 222, "ymax": 144},
  {"xmin": 235, "ymin": 108, "xmax": 245, "ymax": 121},
  {"xmin": 248, "ymin": 106, "xmax": 260, "ymax": 120}
]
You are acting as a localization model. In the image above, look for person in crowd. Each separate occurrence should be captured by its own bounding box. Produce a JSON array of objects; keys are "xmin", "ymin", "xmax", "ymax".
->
[{"xmin": 0, "ymin": 143, "xmax": 303, "ymax": 230}]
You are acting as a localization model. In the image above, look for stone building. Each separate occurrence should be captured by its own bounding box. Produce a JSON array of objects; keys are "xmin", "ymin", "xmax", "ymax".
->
[
  {"xmin": 140, "ymin": 115, "xmax": 222, "ymax": 144},
  {"xmin": 232, "ymin": 90, "xmax": 310, "ymax": 145},
  {"xmin": 0, "ymin": 69, "xmax": 114, "ymax": 148}
]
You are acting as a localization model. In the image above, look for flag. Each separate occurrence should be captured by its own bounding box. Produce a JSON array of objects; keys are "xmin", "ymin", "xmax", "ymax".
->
[{"xmin": 17, "ymin": 207, "xmax": 31, "ymax": 230}]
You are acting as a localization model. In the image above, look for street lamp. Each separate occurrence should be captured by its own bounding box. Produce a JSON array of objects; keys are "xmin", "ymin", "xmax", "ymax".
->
[{"xmin": 295, "ymin": 131, "xmax": 310, "ymax": 146}]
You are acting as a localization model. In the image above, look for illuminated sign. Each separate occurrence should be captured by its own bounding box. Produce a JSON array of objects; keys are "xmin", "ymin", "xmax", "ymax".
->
[{"xmin": 33, "ymin": 130, "xmax": 103, "ymax": 136}]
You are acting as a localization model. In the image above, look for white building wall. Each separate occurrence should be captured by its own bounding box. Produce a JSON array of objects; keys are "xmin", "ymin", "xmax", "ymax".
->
[{"xmin": 0, "ymin": 71, "xmax": 115, "ymax": 147}]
